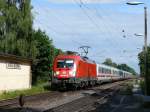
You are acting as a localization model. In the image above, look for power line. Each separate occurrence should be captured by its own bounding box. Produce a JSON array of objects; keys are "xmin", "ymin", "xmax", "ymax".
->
[
  {"xmin": 35, "ymin": 1, "xmax": 86, "ymax": 47},
  {"xmin": 78, "ymin": 1, "xmax": 142, "ymax": 58},
  {"xmin": 73, "ymin": 0, "xmax": 105, "ymax": 34},
  {"xmin": 75, "ymin": 0, "xmax": 121, "ymax": 52},
  {"xmin": 78, "ymin": 1, "xmax": 123, "ymax": 48},
  {"xmin": 34, "ymin": 0, "xmax": 137, "ymax": 59},
  {"xmin": 73, "ymin": 0, "xmax": 118, "ymax": 57}
]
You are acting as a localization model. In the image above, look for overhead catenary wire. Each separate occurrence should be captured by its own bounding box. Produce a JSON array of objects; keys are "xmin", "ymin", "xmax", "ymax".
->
[
  {"xmin": 76, "ymin": 0, "xmax": 142, "ymax": 64},
  {"xmin": 74, "ymin": 0, "xmax": 123, "ymax": 57},
  {"xmin": 34, "ymin": 0, "xmax": 139, "ymax": 61},
  {"xmin": 37, "ymin": 0, "xmax": 114, "ymax": 47},
  {"xmin": 78, "ymin": 0, "xmax": 125, "ymax": 49},
  {"xmin": 73, "ymin": 0, "xmax": 118, "ymax": 57},
  {"xmin": 82, "ymin": 0, "xmax": 143, "ymax": 54},
  {"xmin": 35, "ymin": 1, "xmax": 87, "ymax": 48},
  {"xmin": 73, "ymin": 0, "xmax": 106, "ymax": 34},
  {"xmin": 79, "ymin": 0, "xmax": 142, "ymax": 57}
]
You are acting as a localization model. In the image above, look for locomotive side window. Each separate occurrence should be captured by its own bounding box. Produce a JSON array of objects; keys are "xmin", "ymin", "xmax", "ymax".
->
[{"xmin": 57, "ymin": 59, "xmax": 74, "ymax": 68}]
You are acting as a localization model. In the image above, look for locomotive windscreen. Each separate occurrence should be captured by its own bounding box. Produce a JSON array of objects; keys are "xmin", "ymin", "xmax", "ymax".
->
[{"xmin": 57, "ymin": 59, "xmax": 74, "ymax": 68}]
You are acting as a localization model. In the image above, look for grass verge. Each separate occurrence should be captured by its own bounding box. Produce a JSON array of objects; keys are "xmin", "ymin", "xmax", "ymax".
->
[
  {"xmin": 0, "ymin": 84, "xmax": 50, "ymax": 100},
  {"xmin": 119, "ymin": 82, "xmax": 133, "ymax": 95}
]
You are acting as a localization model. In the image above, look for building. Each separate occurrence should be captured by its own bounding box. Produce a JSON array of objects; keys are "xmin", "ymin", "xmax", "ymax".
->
[{"xmin": 0, "ymin": 54, "xmax": 32, "ymax": 92}]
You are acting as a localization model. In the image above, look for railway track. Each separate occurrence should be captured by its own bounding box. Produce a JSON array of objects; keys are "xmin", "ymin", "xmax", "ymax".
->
[
  {"xmin": 0, "ymin": 80, "xmax": 132, "ymax": 112},
  {"xmin": 44, "ymin": 86, "xmax": 121, "ymax": 112}
]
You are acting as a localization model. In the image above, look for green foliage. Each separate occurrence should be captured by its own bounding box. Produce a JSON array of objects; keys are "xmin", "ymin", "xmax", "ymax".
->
[
  {"xmin": 0, "ymin": 0, "xmax": 37, "ymax": 59},
  {"xmin": 103, "ymin": 58, "xmax": 137, "ymax": 75},
  {"xmin": 103, "ymin": 58, "xmax": 118, "ymax": 68},
  {"xmin": 140, "ymin": 79, "xmax": 145, "ymax": 94},
  {"xmin": 31, "ymin": 29, "xmax": 63, "ymax": 84},
  {"xmin": 0, "ymin": 0, "xmax": 64, "ymax": 84},
  {"xmin": 0, "ymin": 84, "xmax": 49, "ymax": 100},
  {"xmin": 138, "ymin": 46, "xmax": 150, "ymax": 95},
  {"xmin": 120, "ymin": 83, "xmax": 133, "ymax": 95},
  {"xmin": 65, "ymin": 51, "xmax": 78, "ymax": 55},
  {"xmin": 138, "ymin": 46, "xmax": 150, "ymax": 77},
  {"xmin": 117, "ymin": 64, "xmax": 137, "ymax": 75}
]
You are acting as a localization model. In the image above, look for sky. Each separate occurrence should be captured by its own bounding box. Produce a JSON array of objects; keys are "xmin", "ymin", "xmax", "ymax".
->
[{"xmin": 31, "ymin": 0, "xmax": 150, "ymax": 73}]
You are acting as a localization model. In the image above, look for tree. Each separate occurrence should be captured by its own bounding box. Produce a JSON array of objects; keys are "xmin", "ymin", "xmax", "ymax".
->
[
  {"xmin": 103, "ymin": 58, "xmax": 118, "ymax": 68},
  {"xmin": 138, "ymin": 46, "xmax": 150, "ymax": 95},
  {"xmin": 103, "ymin": 58, "xmax": 137, "ymax": 75},
  {"xmin": 0, "ymin": 0, "xmax": 37, "ymax": 59},
  {"xmin": 138, "ymin": 47, "xmax": 150, "ymax": 77},
  {"xmin": 117, "ymin": 64, "xmax": 137, "ymax": 75},
  {"xmin": 0, "ymin": 0, "xmax": 65, "ymax": 84},
  {"xmin": 31, "ymin": 29, "xmax": 64, "ymax": 84},
  {"xmin": 65, "ymin": 51, "xmax": 78, "ymax": 55}
]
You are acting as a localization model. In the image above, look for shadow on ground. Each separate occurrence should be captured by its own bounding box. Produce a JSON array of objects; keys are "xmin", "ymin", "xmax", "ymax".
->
[
  {"xmin": 91, "ymin": 94, "xmax": 144, "ymax": 112},
  {"xmin": 0, "ymin": 107, "xmax": 40, "ymax": 112}
]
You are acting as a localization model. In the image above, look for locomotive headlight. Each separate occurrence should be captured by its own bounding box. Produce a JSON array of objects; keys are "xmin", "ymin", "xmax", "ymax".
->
[
  {"xmin": 54, "ymin": 71, "xmax": 59, "ymax": 77},
  {"xmin": 69, "ymin": 71, "xmax": 73, "ymax": 75},
  {"xmin": 56, "ymin": 71, "xmax": 59, "ymax": 75},
  {"xmin": 69, "ymin": 71, "xmax": 76, "ymax": 77},
  {"xmin": 53, "ymin": 73, "xmax": 56, "ymax": 77}
]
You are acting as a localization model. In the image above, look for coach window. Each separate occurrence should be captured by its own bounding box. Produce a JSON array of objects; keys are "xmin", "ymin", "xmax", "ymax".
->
[
  {"xmin": 113, "ymin": 70, "xmax": 115, "ymax": 74},
  {"xmin": 102, "ymin": 68, "xmax": 105, "ymax": 73},
  {"xmin": 98, "ymin": 67, "xmax": 101, "ymax": 73},
  {"xmin": 98, "ymin": 67, "xmax": 100, "ymax": 73},
  {"xmin": 105, "ymin": 69, "xmax": 107, "ymax": 74},
  {"xmin": 105, "ymin": 68, "xmax": 107, "ymax": 74},
  {"xmin": 108, "ymin": 69, "xmax": 110, "ymax": 74},
  {"xmin": 104, "ymin": 68, "xmax": 106, "ymax": 74},
  {"xmin": 105, "ymin": 69, "xmax": 108, "ymax": 74}
]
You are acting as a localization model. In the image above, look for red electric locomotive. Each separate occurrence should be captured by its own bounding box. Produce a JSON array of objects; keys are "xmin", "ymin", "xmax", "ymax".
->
[{"xmin": 52, "ymin": 55, "xmax": 97, "ymax": 89}]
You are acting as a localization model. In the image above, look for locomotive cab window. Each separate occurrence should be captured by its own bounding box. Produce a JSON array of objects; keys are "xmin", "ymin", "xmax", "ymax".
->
[
  {"xmin": 66, "ymin": 60, "xmax": 74, "ymax": 68},
  {"xmin": 57, "ymin": 59, "xmax": 74, "ymax": 68}
]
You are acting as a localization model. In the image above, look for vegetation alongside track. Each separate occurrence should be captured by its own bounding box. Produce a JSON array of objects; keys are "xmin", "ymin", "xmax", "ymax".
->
[
  {"xmin": 119, "ymin": 82, "xmax": 133, "ymax": 95},
  {"xmin": 103, "ymin": 58, "xmax": 137, "ymax": 75},
  {"xmin": 138, "ymin": 46, "xmax": 150, "ymax": 95},
  {"xmin": 0, "ymin": 84, "xmax": 50, "ymax": 100},
  {"xmin": 0, "ymin": 0, "xmax": 63, "ymax": 84}
]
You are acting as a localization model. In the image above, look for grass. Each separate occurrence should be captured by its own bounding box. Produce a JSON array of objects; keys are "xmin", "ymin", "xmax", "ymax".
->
[
  {"xmin": 0, "ymin": 84, "xmax": 50, "ymax": 100},
  {"xmin": 120, "ymin": 83, "xmax": 133, "ymax": 95},
  {"xmin": 140, "ymin": 79, "xmax": 145, "ymax": 94}
]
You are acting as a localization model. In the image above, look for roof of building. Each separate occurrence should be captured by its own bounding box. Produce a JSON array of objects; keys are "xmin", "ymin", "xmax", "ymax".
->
[{"xmin": 0, "ymin": 53, "xmax": 32, "ymax": 63}]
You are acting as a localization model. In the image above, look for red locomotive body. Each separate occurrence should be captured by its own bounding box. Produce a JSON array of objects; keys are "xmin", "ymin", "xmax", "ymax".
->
[{"xmin": 52, "ymin": 55, "xmax": 97, "ymax": 88}]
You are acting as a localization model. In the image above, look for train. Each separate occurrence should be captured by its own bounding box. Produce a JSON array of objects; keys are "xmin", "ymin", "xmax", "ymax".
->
[{"xmin": 52, "ymin": 55, "xmax": 133, "ymax": 89}]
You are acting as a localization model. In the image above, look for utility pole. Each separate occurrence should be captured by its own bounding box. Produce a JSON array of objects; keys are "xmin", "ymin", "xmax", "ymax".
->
[
  {"xmin": 126, "ymin": 1, "xmax": 149, "ymax": 95},
  {"xmin": 144, "ymin": 6, "xmax": 149, "ymax": 95}
]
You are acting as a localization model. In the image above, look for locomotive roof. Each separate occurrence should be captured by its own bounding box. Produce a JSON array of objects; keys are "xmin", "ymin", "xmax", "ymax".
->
[
  {"xmin": 81, "ymin": 56, "xmax": 96, "ymax": 64},
  {"xmin": 56, "ymin": 55, "xmax": 81, "ymax": 59},
  {"xmin": 56, "ymin": 55, "xmax": 95, "ymax": 64}
]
